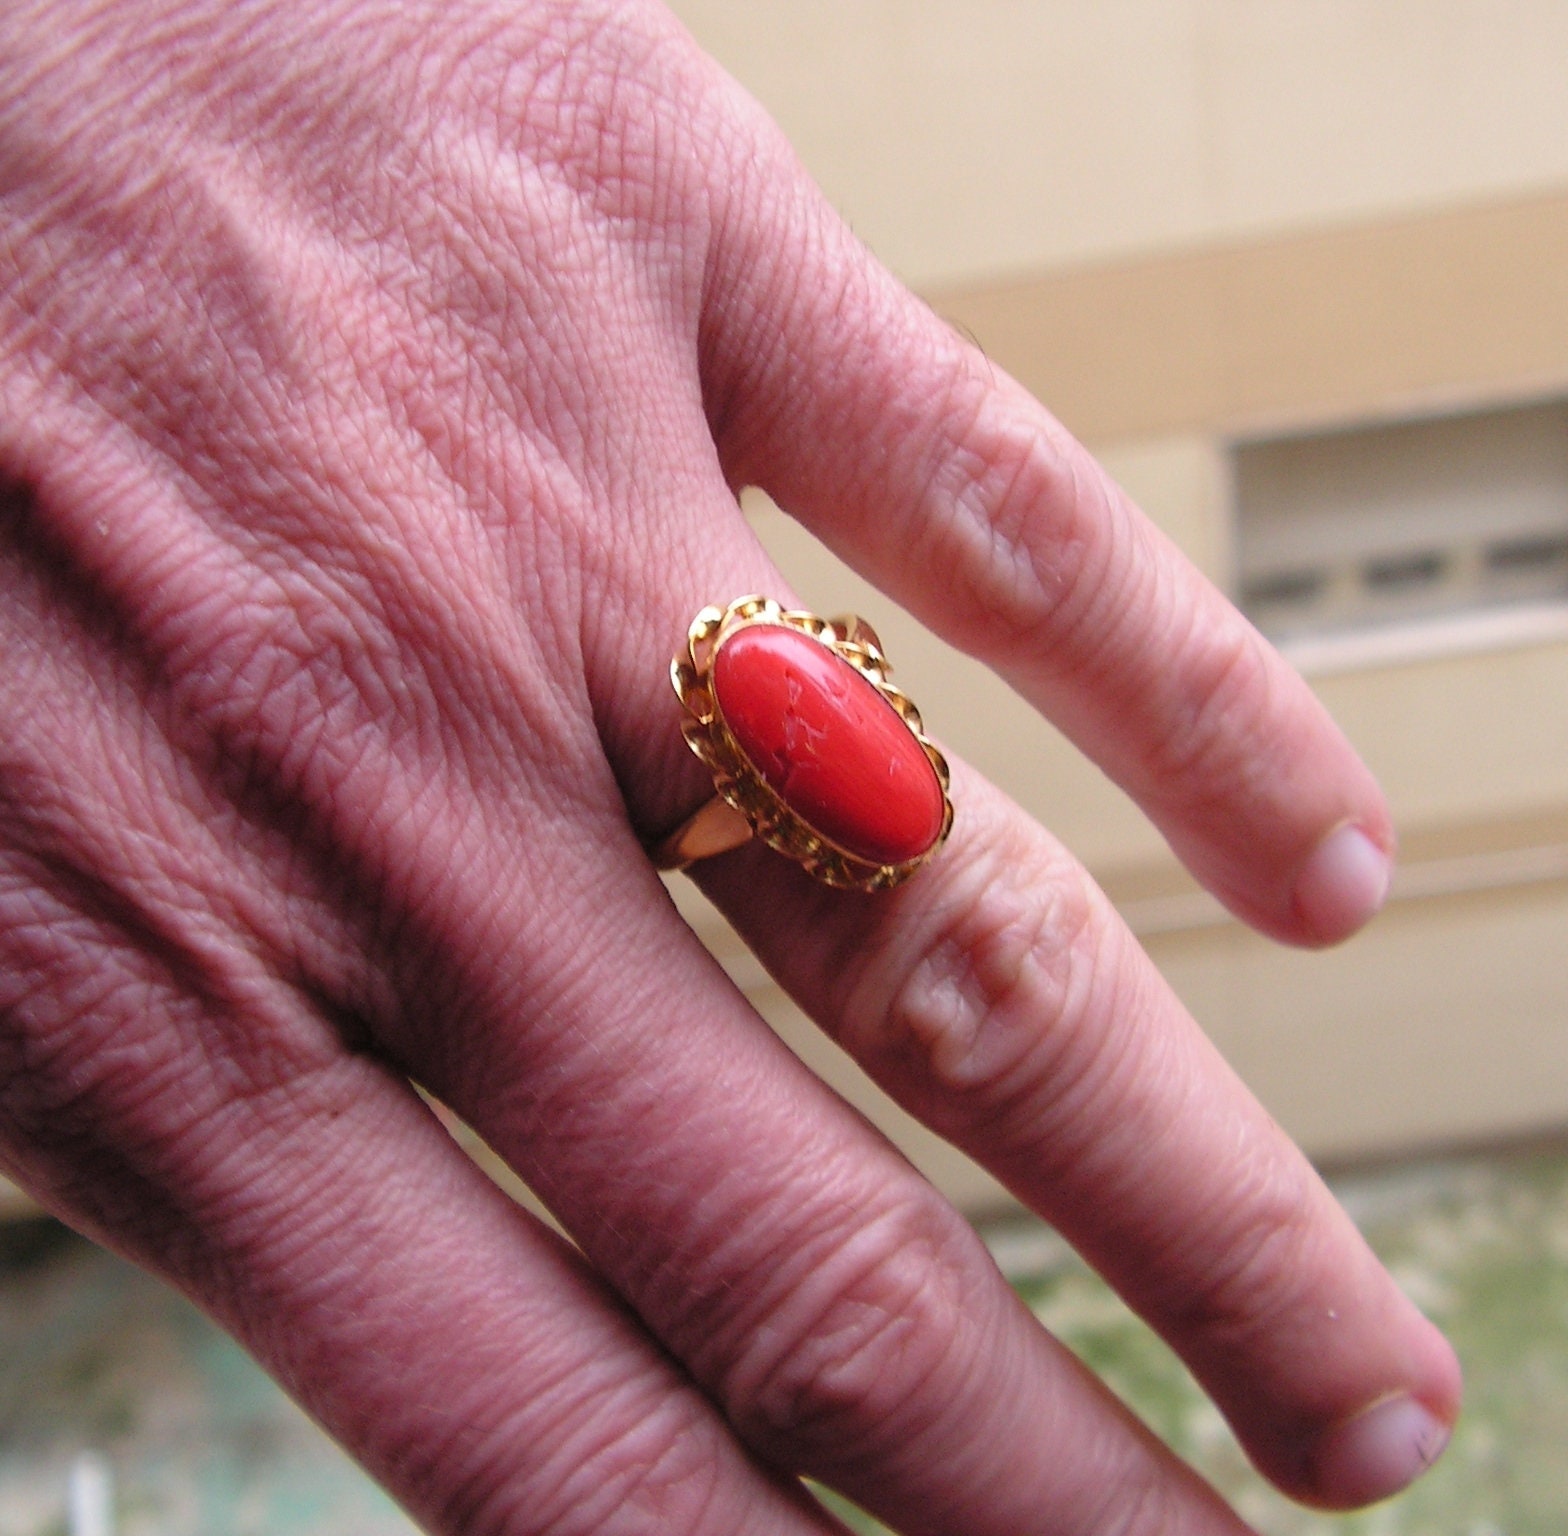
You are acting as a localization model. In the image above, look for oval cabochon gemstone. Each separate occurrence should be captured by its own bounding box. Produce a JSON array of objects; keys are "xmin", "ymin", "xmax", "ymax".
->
[{"xmin": 712, "ymin": 624, "xmax": 945, "ymax": 867}]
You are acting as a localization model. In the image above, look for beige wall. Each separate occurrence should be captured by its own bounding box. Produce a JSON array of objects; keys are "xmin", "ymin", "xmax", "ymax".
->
[
  {"xmin": 669, "ymin": 0, "xmax": 1568, "ymax": 289},
  {"xmin": 666, "ymin": 1, "xmax": 1568, "ymax": 1206}
]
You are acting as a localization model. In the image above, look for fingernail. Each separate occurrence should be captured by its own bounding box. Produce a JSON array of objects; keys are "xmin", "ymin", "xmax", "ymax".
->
[
  {"xmin": 1294, "ymin": 824, "xmax": 1392, "ymax": 943},
  {"xmin": 1315, "ymin": 1395, "xmax": 1452, "ymax": 1507}
]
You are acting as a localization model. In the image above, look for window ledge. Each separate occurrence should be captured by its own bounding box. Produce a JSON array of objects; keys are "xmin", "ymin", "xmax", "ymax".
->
[{"xmin": 1274, "ymin": 601, "xmax": 1568, "ymax": 677}]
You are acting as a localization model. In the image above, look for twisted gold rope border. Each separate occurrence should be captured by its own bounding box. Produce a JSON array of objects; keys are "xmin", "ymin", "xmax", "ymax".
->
[{"xmin": 669, "ymin": 596, "xmax": 953, "ymax": 891}]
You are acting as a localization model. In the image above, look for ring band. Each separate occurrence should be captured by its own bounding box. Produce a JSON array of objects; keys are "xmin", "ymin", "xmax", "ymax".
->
[{"xmin": 655, "ymin": 596, "xmax": 953, "ymax": 890}]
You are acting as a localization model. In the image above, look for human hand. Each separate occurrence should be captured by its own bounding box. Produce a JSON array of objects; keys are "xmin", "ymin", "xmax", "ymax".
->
[{"xmin": 0, "ymin": 2, "xmax": 1458, "ymax": 1532}]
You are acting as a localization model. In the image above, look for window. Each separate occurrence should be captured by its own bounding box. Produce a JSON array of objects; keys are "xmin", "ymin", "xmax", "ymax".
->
[{"xmin": 1235, "ymin": 400, "xmax": 1568, "ymax": 651}]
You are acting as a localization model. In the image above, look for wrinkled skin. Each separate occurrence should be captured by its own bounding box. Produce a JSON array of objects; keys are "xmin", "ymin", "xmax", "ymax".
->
[{"xmin": 0, "ymin": 2, "xmax": 1459, "ymax": 1532}]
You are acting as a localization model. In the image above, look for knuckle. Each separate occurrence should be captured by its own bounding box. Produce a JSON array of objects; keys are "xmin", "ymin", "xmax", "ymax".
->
[
  {"xmin": 919, "ymin": 371, "xmax": 1127, "ymax": 665},
  {"xmin": 435, "ymin": 0, "xmax": 698, "ymax": 210},
  {"xmin": 1159, "ymin": 1147, "xmax": 1324, "ymax": 1354},
  {"xmin": 1141, "ymin": 616, "xmax": 1277, "ymax": 797},
  {"xmin": 719, "ymin": 1191, "xmax": 981, "ymax": 1471},
  {"xmin": 837, "ymin": 816, "xmax": 1108, "ymax": 1130},
  {"xmin": 441, "ymin": 1390, "xmax": 732, "ymax": 1536}
]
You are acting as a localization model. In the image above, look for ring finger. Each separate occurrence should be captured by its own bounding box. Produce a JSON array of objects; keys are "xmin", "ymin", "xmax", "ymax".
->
[{"xmin": 685, "ymin": 759, "xmax": 1459, "ymax": 1511}]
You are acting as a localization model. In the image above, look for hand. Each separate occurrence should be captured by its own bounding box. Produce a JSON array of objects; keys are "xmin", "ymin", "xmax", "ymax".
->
[{"xmin": 0, "ymin": 2, "xmax": 1459, "ymax": 1532}]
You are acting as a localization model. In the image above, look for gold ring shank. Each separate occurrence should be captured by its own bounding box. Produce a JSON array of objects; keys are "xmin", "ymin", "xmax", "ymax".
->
[{"xmin": 652, "ymin": 796, "xmax": 754, "ymax": 871}]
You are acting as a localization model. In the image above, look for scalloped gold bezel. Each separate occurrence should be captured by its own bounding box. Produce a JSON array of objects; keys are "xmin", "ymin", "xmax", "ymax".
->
[{"xmin": 669, "ymin": 595, "xmax": 953, "ymax": 891}]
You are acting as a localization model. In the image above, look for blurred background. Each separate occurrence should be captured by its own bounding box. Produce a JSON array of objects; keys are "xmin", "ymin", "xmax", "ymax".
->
[{"xmin": 6, "ymin": 3, "xmax": 1568, "ymax": 1532}]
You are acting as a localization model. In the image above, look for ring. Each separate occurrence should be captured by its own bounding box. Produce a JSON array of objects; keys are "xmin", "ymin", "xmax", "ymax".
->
[{"xmin": 655, "ymin": 596, "xmax": 953, "ymax": 890}]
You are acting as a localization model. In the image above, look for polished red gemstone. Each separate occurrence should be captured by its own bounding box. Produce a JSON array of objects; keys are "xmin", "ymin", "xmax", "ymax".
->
[{"xmin": 712, "ymin": 623, "xmax": 945, "ymax": 867}]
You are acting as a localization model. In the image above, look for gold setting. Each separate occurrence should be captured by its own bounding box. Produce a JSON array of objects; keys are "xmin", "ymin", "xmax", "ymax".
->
[{"xmin": 663, "ymin": 595, "xmax": 953, "ymax": 890}]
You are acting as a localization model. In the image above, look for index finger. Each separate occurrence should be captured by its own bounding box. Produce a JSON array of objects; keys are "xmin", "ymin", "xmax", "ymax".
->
[{"xmin": 698, "ymin": 103, "xmax": 1391, "ymax": 949}]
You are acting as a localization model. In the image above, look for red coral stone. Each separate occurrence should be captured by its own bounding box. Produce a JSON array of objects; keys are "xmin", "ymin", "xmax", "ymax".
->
[{"xmin": 712, "ymin": 623, "xmax": 945, "ymax": 868}]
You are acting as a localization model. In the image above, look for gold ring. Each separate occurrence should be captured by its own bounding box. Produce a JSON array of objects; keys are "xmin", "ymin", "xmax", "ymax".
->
[{"xmin": 654, "ymin": 596, "xmax": 953, "ymax": 890}]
